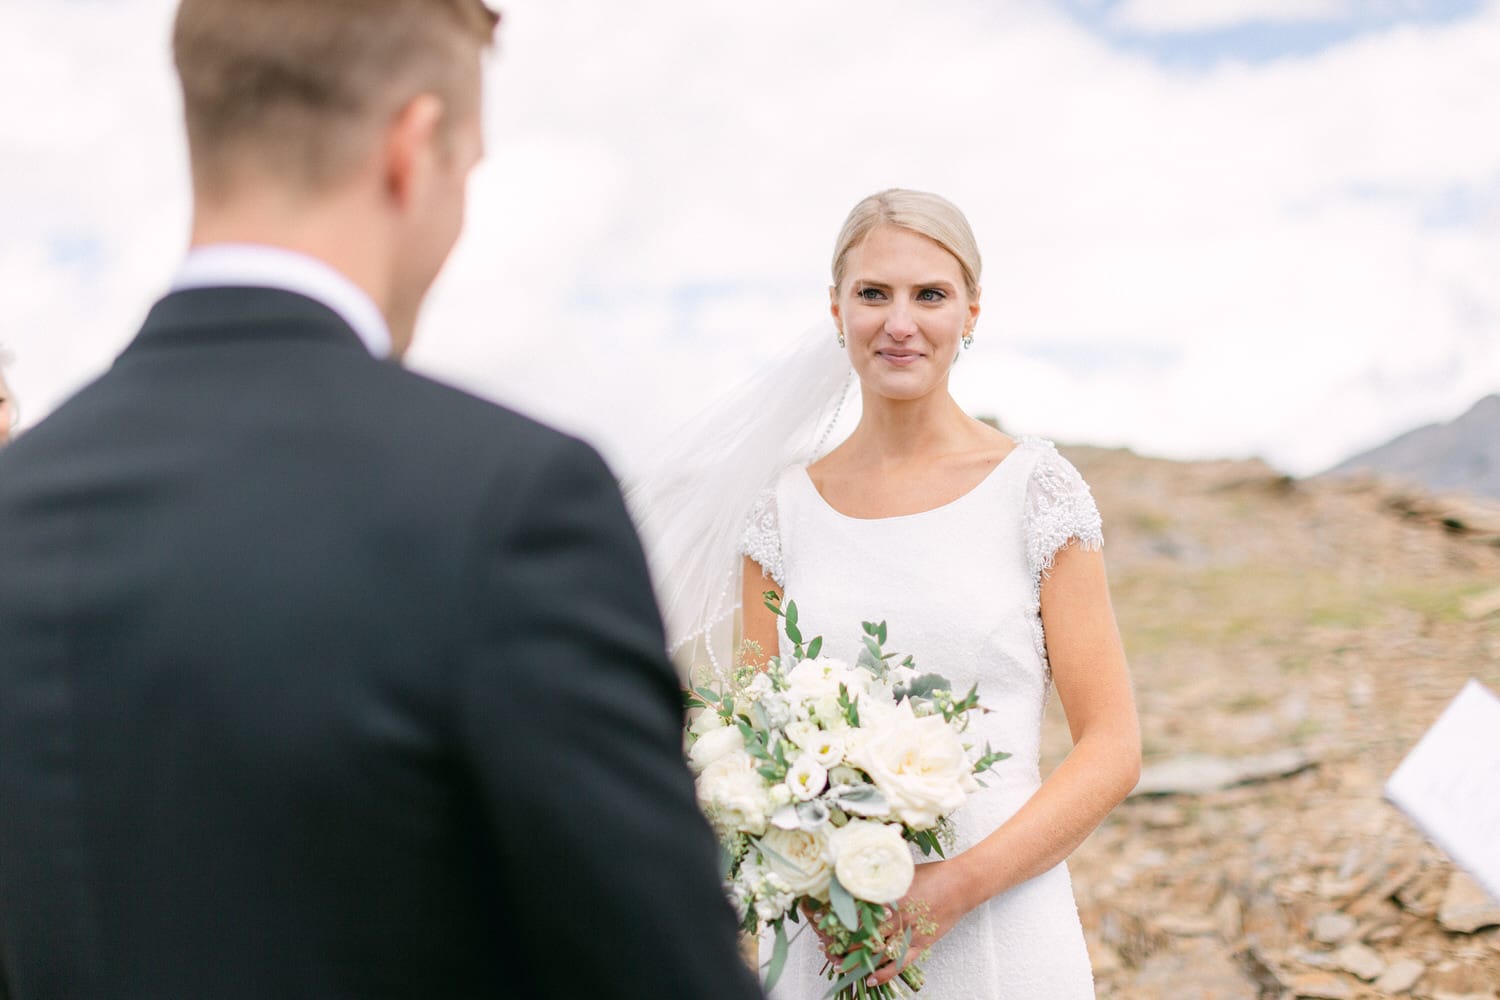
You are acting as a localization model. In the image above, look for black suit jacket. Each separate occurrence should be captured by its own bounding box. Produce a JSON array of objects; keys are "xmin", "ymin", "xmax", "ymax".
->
[{"xmin": 0, "ymin": 288, "xmax": 760, "ymax": 999}]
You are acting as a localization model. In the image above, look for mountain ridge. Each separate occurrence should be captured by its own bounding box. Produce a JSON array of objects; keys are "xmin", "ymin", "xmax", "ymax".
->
[{"xmin": 1325, "ymin": 393, "xmax": 1500, "ymax": 499}]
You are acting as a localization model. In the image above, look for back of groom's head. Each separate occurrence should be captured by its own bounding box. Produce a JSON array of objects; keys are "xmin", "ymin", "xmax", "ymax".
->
[{"xmin": 173, "ymin": 0, "xmax": 500, "ymax": 200}]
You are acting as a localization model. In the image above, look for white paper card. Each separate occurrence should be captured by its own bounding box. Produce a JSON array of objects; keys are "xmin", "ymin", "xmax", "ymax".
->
[{"xmin": 1385, "ymin": 679, "xmax": 1500, "ymax": 902}]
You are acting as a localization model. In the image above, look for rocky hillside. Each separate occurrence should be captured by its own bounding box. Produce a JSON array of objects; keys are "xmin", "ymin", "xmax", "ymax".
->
[
  {"xmin": 1045, "ymin": 445, "xmax": 1500, "ymax": 999},
  {"xmin": 1327, "ymin": 395, "xmax": 1500, "ymax": 500}
]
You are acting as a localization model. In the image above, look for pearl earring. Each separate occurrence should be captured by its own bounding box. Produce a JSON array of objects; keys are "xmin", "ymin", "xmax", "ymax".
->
[
  {"xmin": 962, "ymin": 331, "xmax": 974, "ymax": 350},
  {"xmin": 837, "ymin": 330, "xmax": 846, "ymax": 348}
]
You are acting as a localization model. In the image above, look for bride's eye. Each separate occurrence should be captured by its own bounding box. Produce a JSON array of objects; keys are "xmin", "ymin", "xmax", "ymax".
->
[
  {"xmin": 857, "ymin": 287, "xmax": 886, "ymax": 301},
  {"xmin": 916, "ymin": 288, "xmax": 946, "ymax": 302}
]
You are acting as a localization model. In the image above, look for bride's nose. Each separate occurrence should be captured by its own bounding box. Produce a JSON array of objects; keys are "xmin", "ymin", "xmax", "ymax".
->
[{"xmin": 885, "ymin": 305, "xmax": 917, "ymax": 339}]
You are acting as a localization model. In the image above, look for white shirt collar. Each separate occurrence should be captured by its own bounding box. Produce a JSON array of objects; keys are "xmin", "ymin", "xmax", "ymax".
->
[{"xmin": 170, "ymin": 244, "xmax": 392, "ymax": 359}]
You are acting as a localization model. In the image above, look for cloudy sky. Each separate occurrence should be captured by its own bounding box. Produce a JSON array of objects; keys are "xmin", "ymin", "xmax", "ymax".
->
[{"xmin": 2, "ymin": 0, "xmax": 1497, "ymax": 475}]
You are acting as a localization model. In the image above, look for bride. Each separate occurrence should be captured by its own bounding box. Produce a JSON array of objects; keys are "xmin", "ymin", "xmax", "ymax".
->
[{"xmin": 628, "ymin": 189, "xmax": 1140, "ymax": 998}]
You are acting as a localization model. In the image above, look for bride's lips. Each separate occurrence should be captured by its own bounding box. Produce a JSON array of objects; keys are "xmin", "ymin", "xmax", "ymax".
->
[{"xmin": 876, "ymin": 350, "xmax": 923, "ymax": 367}]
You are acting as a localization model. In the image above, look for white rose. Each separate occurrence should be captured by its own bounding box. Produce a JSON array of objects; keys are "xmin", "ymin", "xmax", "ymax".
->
[
  {"xmin": 761, "ymin": 826, "xmax": 833, "ymax": 898},
  {"xmin": 687, "ymin": 724, "xmax": 744, "ymax": 774},
  {"xmin": 785, "ymin": 657, "xmax": 858, "ymax": 704},
  {"xmin": 697, "ymin": 751, "xmax": 772, "ymax": 836},
  {"xmin": 689, "ymin": 707, "xmax": 725, "ymax": 736},
  {"xmin": 849, "ymin": 701, "xmax": 978, "ymax": 829},
  {"xmin": 786, "ymin": 754, "xmax": 828, "ymax": 801},
  {"xmin": 830, "ymin": 820, "xmax": 915, "ymax": 904}
]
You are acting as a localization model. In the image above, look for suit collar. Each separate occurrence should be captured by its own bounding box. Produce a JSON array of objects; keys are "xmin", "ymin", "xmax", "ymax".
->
[
  {"xmin": 125, "ymin": 286, "xmax": 375, "ymax": 356},
  {"xmin": 171, "ymin": 245, "xmax": 392, "ymax": 358}
]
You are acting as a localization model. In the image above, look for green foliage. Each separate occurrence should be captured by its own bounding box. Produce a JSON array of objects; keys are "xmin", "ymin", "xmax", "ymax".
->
[{"xmin": 827, "ymin": 874, "xmax": 859, "ymax": 932}]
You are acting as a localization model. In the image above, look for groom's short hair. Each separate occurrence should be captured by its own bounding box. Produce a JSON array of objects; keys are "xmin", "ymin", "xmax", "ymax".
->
[{"xmin": 173, "ymin": 0, "xmax": 500, "ymax": 199}]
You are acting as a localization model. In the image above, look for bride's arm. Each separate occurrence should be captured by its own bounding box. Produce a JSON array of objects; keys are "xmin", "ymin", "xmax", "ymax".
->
[
  {"xmin": 870, "ymin": 540, "xmax": 1140, "ymax": 984},
  {"xmin": 740, "ymin": 554, "xmax": 783, "ymax": 669}
]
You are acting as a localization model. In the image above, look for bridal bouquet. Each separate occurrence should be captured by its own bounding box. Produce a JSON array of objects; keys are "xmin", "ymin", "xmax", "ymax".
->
[{"xmin": 684, "ymin": 596, "xmax": 1008, "ymax": 999}]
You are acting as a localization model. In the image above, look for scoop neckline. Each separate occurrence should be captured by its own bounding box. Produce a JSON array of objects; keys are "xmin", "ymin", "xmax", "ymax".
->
[{"xmin": 797, "ymin": 438, "xmax": 1031, "ymax": 523}]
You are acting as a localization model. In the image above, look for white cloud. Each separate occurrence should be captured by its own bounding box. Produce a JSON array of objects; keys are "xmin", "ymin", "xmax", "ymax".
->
[
  {"xmin": 1106, "ymin": 0, "xmax": 1473, "ymax": 33},
  {"xmin": 3, "ymin": 0, "xmax": 1498, "ymax": 478},
  {"xmin": 1112, "ymin": 0, "xmax": 1349, "ymax": 32}
]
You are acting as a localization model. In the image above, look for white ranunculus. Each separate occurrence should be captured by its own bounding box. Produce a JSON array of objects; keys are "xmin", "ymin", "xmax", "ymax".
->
[
  {"xmin": 786, "ymin": 753, "xmax": 828, "ymax": 801},
  {"xmin": 850, "ymin": 700, "xmax": 978, "ymax": 829},
  {"xmin": 697, "ymin": 751, "xmax": 772, "ymax": 836},
  {"xmin": 688, "ymin": 724, "xmax": 745, "ymax": 773},
  {"xmin": 761, "ymin": 826, "xmax": 833, "ymax": 898},
  {"xmin": 830, "ymin": 820, "xmax": 915, "ymax": 904}
]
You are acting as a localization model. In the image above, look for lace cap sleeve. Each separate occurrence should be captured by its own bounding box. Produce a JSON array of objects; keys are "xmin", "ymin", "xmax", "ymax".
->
[
  {"xmin": 739, "ymin": 486, "xmax": 785, "ymax": 587},
  {"xmin": 1023, "ymin": 439, "xmax": 1104, "ymax": 582}
]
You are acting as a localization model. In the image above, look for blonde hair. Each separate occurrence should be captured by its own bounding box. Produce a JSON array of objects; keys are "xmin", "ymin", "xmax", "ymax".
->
[
  {"xmin": 173, "ymin": 0, "xmax": 501, "ymax": 197},
  {"xmin": 831, "ymin": 189, "xmax": 981, "ymax": 298}
]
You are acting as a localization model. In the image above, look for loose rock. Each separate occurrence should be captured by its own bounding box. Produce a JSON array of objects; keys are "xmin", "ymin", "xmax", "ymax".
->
[
  {"xmin": 1131, "ymin": 750, "xmax": 1316, "ymax": 797},
  {"xmin": 1438, "ymin": 872, "xmax": 1500, "ymax": 934},
  {"xmin": 1312, "ymin": 912, "xmax": 1357, "ymax": 945},
  {"xmin": 1372, "ymin": 957, "xmax": 1425, "ymax": 994},
  {"xmin": 1334, "ymin": 942, "xmax": 1384, "ymax": 981},
  {"xmin": 1288, "ymin": 971, "xmax": 1353, "ymax": 999}
]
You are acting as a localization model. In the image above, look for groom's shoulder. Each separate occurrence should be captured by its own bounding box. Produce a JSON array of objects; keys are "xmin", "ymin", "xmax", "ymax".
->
[{"xmin": 376, "ymin": 363, "xmax": 604, "ymax": 471}]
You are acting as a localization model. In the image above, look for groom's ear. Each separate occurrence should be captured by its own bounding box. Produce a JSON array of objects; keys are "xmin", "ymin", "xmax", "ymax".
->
[{"xmin": 382, "ymin": 94, "xmax": 447, "ymax": 212}]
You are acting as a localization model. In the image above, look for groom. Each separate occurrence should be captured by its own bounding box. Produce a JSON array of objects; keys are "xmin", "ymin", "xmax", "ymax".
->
[{"xmin": 0, "ymin": 2, "xmax": 759, "ymax": 998}]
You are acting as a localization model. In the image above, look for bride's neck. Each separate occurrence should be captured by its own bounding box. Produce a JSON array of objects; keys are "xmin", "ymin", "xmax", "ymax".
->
[{"xmin": 845, "ymin": 389, "xmax": 976, "ymax": 465}]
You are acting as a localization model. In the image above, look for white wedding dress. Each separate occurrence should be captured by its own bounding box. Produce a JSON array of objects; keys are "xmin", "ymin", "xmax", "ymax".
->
[{"xmin": 743, "ymin": 437, "xmax": 1101, "ymax": 1000}]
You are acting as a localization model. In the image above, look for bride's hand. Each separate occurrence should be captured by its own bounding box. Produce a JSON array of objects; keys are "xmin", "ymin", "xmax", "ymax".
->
[{"xmin": 866, "ymin": 859, "xmax": 973, "ymax": 988}]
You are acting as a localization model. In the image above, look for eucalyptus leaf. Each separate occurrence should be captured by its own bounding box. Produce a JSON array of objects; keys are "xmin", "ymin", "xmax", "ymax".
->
[
  {"xmin": 806, "ymin": 636, "xmax": 823, "ymax": 659},
  {"xmin": 828, "ymin": 874, "xmax": 859, "ymax": 931},
  {"xmin": 764, "ymin": 921, "xmax": 790, "ymax": 993},
  {"xmin": 904, "ymin": 673, "xmax": 951, "ymax": 700},
  {"xmin": 876, "ymin": 621, "xmax": 887, "ymax": 644},
  {"xmin": 718, "ymin": 842, "xmax": 734, "ymax": 879},
  {"xmin": 785, "ymin": 600, "xmax": 799, "ymax": 625},
  {"xmin": 824, "ymin": 963, "xmax": 869, "ymax": 998}
]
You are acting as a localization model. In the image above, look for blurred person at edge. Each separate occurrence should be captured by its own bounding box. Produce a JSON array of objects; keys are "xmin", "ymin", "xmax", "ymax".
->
[
  {"xmin": 0, "ymin": 346, "xmax": 15, "ymax": 445},
  {"xmin": 0, "ymin": 2, "xmax": 761, "ymax": 999}
]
